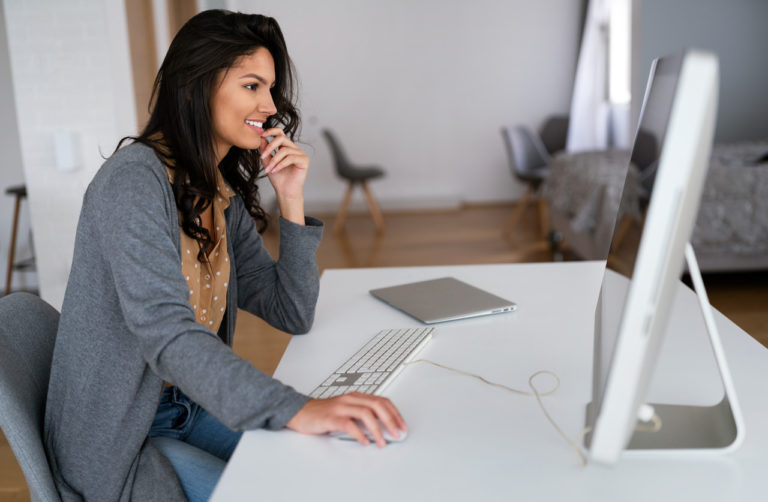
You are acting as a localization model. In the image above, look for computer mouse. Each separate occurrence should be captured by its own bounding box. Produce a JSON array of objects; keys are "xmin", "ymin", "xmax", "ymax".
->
[{"xmin": 331, "ymin": 420, "xmax": 408, "ymax": 444}]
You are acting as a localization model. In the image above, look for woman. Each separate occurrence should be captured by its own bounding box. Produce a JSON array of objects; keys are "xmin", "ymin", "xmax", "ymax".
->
[{"xmin": 44, "ymin": 10, "xmax": 405, "ymax": 502}]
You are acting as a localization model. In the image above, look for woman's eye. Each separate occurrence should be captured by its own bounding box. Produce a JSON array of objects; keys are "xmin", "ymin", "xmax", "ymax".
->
[{"xmin": 244, "ymin": 83, "xmax": 258, "ymax": 91}]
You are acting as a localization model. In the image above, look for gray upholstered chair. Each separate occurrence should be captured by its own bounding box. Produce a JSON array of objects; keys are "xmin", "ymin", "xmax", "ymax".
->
[
  {"xmin": 322, "ymin": 129, "xmax": 386, "ymax": 234},
  {"xmin": 500, "ymin": 125, "xmax": 551, "ymax": 238},
  {"xmin": 0, "ymin": 292, "xmax": 61, "ymax": 502}
]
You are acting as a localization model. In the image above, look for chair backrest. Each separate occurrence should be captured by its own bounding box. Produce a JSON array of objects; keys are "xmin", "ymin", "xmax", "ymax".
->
[
  {"xmin": 539, "ymin": 115, "xmax": 570, "ymax": 155},
  {"xmin": 500, "ymin": 125, "xmax": 551, "ymax": 181},
  {"xmin": 321, "ymin": 129, "xmax": 357, "ymax": 179},
  {"xmin": 0, "ymin": 292, "xmax": 61, "ymax": 502}
]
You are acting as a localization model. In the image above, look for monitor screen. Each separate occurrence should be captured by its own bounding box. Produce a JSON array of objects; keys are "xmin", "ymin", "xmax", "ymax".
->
[
  {"xmin": 607, "ymin": 53, "xmax": 683, "ymax": 278},
  {"xmin": 594, "ymin": 52, "xmax": 684, "ymax": 403},
  {"xmin": 586, "ymin": 50, "xmax": 723, "ymax": 464}
]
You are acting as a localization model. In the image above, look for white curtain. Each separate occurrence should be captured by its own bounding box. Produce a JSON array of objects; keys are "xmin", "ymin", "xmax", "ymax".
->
[{"xmin": 567, "ymin": 0, "xmax": 611, "ymax": 152}]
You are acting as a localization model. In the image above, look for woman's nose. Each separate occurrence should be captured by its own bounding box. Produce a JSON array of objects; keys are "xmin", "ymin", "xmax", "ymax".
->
[{"xmin": 259, "ymin": 92, "xmax": 277, "ymax": 115}]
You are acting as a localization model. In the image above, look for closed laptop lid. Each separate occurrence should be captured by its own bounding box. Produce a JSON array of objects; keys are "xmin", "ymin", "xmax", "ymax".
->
[{"xmin": 369, "ymin": 277, "xmax": 517, "ymax": 324}]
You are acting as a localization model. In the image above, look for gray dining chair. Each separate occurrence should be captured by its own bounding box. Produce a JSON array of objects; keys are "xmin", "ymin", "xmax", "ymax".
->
[
  {"xmin": 0, "ymin": 292, "xmax": 61, "ymax": 502},
  {"xmin": 500, "ymin": 125, "xmax": 551, "ymax": 238},
  {"xmin": 322, "ymin": 129, "xmax": 386, "ymax": 234}
]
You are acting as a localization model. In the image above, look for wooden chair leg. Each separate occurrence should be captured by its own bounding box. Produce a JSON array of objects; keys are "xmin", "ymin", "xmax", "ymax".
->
[
  {"xmin": 536, "ymin": 198, "xmax": 550, "ymax": 239},
  {"xmin": 334, "ymin": 183, "xmax": 355, "ymax": 234},
  {"xmin": 611, "ymin": 211, "xmax": 646, "ymax": 252},
  {"xmin": 607, "ymin": 253, "xmax": 633, "ymax": 278},
  {"xmin": 360, "ymin": 182, "xmax": 385, "ymax": 234},
  {"xmin": 504, "ymin": 186, "xmax": 532, "ymax": 236},
  {"xmin": 5, "ymin": 194, "xmax": 22, "ymax": 295},
  {"xmin": 611, "ymin": 215, "xmax": 634, "ymax": 251}
]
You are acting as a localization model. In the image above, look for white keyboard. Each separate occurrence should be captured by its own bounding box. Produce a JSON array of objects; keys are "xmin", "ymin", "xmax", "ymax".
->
[{"xmin": 309, "ymin": 327, "xmax": 434, "ymax": 399}]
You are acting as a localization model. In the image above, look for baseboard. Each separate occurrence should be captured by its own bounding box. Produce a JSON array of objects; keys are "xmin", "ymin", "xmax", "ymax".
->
[{"xmin": 303, "ymin": 195, "xmax": 464, "ymax": 214}]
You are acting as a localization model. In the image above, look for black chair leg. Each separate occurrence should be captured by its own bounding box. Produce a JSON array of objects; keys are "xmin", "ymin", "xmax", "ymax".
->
[{"xmin": 5, "ymin": 192, "xmax": 22, "ymax": 295}]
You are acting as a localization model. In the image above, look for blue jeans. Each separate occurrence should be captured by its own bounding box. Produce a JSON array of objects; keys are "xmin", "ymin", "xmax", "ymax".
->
[{"xmin": 149, "ymin": 386, "xmax": 242, "ymax": 502}]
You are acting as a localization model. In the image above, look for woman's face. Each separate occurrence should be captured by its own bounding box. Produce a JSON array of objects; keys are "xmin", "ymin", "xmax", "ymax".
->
[{"xmin": 210, "ymin": 47, "xmax": 278, "ymax": 163}]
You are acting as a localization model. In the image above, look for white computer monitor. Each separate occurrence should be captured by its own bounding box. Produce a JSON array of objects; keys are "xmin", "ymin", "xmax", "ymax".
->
[{"xmin": 584, "ymin": 50, "xmax": 743, "ymax": 465}]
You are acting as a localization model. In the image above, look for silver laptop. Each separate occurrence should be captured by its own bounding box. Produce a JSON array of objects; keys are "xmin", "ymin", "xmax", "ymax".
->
[{"xmin": 369, "ymin": 277, "xmax": 517, "ymax": 324}]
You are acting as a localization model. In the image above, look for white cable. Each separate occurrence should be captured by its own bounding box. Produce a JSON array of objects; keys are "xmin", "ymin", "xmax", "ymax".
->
[
  {"xmin": 405, "ymin": 358, "xmax": 662, "ymax": 466},
  {"xmin": 405, "ymin": 359, "xmax": 559, "ymax": 396},
  {"xmin": 405, "ymin": 359, "xmax": 588, "ymax": 465}
]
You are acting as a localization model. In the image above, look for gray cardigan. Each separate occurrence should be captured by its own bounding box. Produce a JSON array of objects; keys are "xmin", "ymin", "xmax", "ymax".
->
[{"xmin": 43, "ymin": 143, "xmax": 323, "ymax": 501}]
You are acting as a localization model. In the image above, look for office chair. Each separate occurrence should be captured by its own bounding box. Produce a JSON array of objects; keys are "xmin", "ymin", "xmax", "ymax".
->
[
  {"xmin": 500, "ymin": 125, "xmax": 552, "ymax": 238},
  {"xmin": 0, "ymin": 292, "xmax": 62, "ymax": 502},
  {"xmin": 322, "ymin": 129, "xmax": 386, "ymax": 234}
]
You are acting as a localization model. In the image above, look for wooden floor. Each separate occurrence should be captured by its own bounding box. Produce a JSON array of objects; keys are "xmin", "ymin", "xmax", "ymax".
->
[{"xmin": 2, "ymin": 204, "xmax": 766, "ymax": 500}]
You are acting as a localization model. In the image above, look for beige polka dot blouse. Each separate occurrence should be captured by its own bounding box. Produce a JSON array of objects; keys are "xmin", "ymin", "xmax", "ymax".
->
[{"xmin": 169, "ymin": 168, "xmax": 234, "ymax": 335}]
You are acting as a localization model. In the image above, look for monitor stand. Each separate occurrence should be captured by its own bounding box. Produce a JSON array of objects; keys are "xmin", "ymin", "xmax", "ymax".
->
[{"xmin": 586, "ymin": 243, "xmax": 744, "ymax": 452}]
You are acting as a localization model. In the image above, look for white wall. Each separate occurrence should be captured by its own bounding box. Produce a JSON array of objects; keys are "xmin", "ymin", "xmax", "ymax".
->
[
  {"xmin": 632, "ymin": 0, "xmax": 768, "ymax": 142},
  {"xmin": 232, "ymin": 0, "xmax": 581, "ymax": 211},
  {"xmin": 0, "ymin": 0, "xmax": 33, "ymax": 293},
  {"xmin": 3, "ymin": 0, "xmax": 137, "ymax": 308},
  {"xmin": 2, "ymin": 0, "xmax": 579, "ymax": 308}
]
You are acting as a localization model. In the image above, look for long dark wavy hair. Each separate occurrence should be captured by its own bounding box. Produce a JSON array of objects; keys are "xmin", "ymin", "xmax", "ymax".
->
[{"xmin": 118, "ymin": 9, "xmax": 300, "ymax": 260}]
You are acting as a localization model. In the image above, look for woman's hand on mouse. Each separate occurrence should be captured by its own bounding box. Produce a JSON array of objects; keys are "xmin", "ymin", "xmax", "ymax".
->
[{"xmin": 285, "ymin": 392, "xmax": 407, "ymax": 448}]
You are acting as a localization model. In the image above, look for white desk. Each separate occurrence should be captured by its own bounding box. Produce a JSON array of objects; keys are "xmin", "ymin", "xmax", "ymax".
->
[{"xmin": 212, "ymin": 262, "xmax": 768, "ymax": 501}]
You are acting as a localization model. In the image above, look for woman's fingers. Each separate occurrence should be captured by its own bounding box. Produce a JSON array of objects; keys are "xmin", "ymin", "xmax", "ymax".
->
[
  {"xmin": 346, "ymin": 404, "xmax": 386, "ymax": 447},
  {"xmin": 259, "ymin": 128, "xmax": 308, "ymax": 175},
  {"xmin": 339, "ymin": 418, "xmax": 371, "ymax": 445},
  {"xmin": 341, "ymin": 393, "xmax": 406, "ymax": 440},
  {"xmin": 265, "ymin": 151, "xmax": 307, "ymax": 174},
  {"xmin": 259, "ymin": 127, "xmax": 289, "ymax": 159}
]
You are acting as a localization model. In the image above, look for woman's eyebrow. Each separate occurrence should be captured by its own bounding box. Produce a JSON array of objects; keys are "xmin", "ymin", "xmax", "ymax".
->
[{"xmin": 239, "ymin": 73, "xmax": 273, "ymax": 86}]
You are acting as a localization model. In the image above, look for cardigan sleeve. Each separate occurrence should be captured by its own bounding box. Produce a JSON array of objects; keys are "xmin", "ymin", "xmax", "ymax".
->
[
  {"xmin": 227, "ymin": 196, "xmax": 324, "ymax": 334},
  {"xmin": 92, "ymin": 162, "xmax": 308, "ymax": 431}
]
